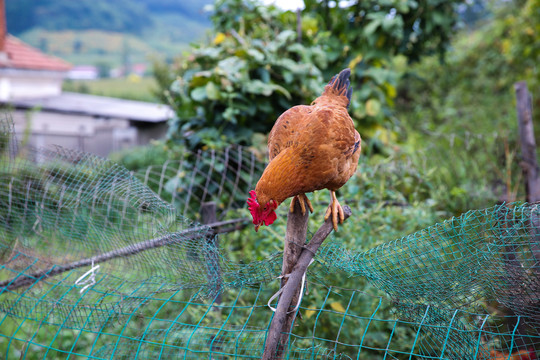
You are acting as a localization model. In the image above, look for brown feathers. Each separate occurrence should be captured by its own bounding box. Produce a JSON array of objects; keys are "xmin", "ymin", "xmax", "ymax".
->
[{"xmin": 254, "ymin": 68, "xmax": 361, "ymax": 210}]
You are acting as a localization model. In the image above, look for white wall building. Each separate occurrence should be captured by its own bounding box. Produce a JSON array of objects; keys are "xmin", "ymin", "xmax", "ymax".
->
[
  {"xmin": 0, "ymin": 35, "xmax": 70, "ymax": 100},
  {"xmin": 0, "ymin": 4, "xmax": 172, "ymax": 157}
]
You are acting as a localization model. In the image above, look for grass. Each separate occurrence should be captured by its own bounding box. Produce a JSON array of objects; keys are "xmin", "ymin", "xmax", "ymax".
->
[{"xmin": 62, "ymin": 76, "xmax": 160, "ymax": 102}]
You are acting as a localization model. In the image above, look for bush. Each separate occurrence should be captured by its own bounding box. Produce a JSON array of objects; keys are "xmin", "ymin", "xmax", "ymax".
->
[
  {"xmin": 164, "ymin": 30, "xmax": 325, "ymax": 150},
  {"xmin": 394, "ymin": 0, "xmax": 540, "ymax": 215},
  {"xmin": 157, "ymin": 0, "xmax": 327, "ymax": 150},
  {"xmin": 155, "ymin": 0, "xmax": 467, "ymax": 151}
]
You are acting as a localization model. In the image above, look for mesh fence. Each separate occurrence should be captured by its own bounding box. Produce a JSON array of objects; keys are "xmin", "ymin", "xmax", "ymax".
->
[
  {"xmin": 134, "ymin": 145, "xmax": 266, "ymax": 222},
  {"xmin": 0, "ymin": 115, "xmax": 539, "ymax": 359}
]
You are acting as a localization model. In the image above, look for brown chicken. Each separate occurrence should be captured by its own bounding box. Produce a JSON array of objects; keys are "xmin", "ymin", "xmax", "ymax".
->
[{"xmin": 248, "ymin": 68, "xmax": 361, "ymax": 231}]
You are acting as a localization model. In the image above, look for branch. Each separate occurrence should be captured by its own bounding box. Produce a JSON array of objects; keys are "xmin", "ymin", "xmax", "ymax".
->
[
  {"xmin": 262, "ymin": 205, "xmax": 352, "ymax": 359},
  {"xmin": 0, "ymin": 218, "xmax": 250, "ymax": 292}
]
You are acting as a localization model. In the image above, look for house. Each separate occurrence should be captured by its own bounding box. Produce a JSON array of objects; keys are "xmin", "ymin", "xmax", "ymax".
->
[
  {"xmin": 67, "ymin": 65, "xmax": 99, "ymax": 80},
  {"xmin": 0, "ymin": 1, "xmax": 172, "ymax": 157},
  {"xmin": 0, "ymin": 35, "xmax": 71, "ymax": 100}
]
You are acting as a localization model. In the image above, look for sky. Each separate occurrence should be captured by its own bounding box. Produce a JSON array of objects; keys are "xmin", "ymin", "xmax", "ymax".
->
[
  {"xmin": 261, "ymin": 0, "xmax": 356, "ymax": 10},
  {"xmin": 261, "ymin": 0, "xmax": 305, "ymax": 10}
]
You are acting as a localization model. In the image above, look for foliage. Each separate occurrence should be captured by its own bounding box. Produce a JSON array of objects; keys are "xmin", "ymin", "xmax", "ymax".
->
[
  {"xmin": 301, "ymin": 0, "xmax": 465, "ymax": 138},
  {"xmin": 398, "ymin": 0, "xmax": 539, "ymax": 129},
  {"xmin": 158, "ymin": 0, "xmax": 467, "ymax": 151},
  {"xmin": 394, "ymin": 0, "xmax": 540, "ymax": 215},
  {"xmin": 109, "ymin": 141, "xmax": 182, "ymax": 171},
  {"xmin": 159, "ymin": 1, "xmax": 327, "ymax": 150},
  {"xmin": 503, "ymin": 0, "xmax": 540, "ymax": 85}
]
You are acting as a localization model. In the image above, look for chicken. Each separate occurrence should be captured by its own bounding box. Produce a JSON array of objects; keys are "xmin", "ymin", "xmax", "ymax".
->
[{"xmin": 247, "ymin": 68, "xmax": 361, "ymax": 231}]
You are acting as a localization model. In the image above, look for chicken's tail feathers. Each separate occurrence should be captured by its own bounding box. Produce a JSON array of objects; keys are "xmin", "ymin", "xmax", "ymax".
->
[{"xmin": 323, "ymin": 68, "xmax": 353, "ymax": 108}]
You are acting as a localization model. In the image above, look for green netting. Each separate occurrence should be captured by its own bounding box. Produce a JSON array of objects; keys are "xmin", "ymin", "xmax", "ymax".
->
[{"xmin": 1, "ymin": 115, "xmax": 539, "ymax": 359}]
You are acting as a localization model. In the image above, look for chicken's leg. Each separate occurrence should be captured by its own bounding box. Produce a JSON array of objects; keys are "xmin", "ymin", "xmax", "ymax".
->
[
  {"xmin": 324, "ymin": 191, "xmax": 345, "ymax": 231},
  {"xmin": 289, "ymin": 193, "xmax": 314, "ymax": 215}
]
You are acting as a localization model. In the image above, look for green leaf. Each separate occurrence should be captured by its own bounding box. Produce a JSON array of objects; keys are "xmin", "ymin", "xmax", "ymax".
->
[
  {"xmin": 190, "ymin": 87, "xmax": 207, "ymax": 102},
  {"xmin": 364, "ymin": 16, "xmax": 383, "ymax": 37},
  {"xmin": 364, "ymin": 67, "xmax": 395, "ymax": 85},
  {"xmin": 218, "ymin": 57, "xmax": 247, "ymax": 76},
  {"xmin": 244, "ymin": 79, "xmax": 274, "ymax": 96},
  {"xmin": 271, "ymin": 84, "xmax": 291, "ymax": 100},
  {"xmin": 247, "ymin": 48, "xmax": 265, "ymax": 62},
  {"xmin": 205, "ymin": 82, "xmax": 221, "ymax": 100},
  {"xmin": 275, "ymin": 30, "xmax": 296, "ymax": 44},
  {"xmin": 366, "ymin": 98, "xmax": 381, "ymax": 116},
  {"xmin": 170, "ymin": 79, "xmax": 183, "ymax": 95}
]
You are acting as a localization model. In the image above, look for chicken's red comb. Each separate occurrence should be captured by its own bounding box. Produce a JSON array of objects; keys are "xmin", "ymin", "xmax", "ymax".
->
[
  {"xmin": 247, "ymin": 190, "xmax": 258, "ymax": 207},
  {"xmin": 247, "ymin": 190, "xmax": 260, "ymax": 224}
]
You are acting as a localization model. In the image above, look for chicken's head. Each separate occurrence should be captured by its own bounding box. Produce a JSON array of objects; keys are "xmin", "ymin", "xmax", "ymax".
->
[{"xmin": 247, "ymin": 190, "xmax": 277, "ymax": 231}]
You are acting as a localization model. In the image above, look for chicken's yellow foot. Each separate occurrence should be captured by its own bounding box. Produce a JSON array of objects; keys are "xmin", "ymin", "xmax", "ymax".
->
[
  {"xmin": 324, "ymin": 191, "xmax": 345, "ymax": 231},
  {"xmin": 289, "ymin": 193, "xmax": 314, "ymax": 215}
]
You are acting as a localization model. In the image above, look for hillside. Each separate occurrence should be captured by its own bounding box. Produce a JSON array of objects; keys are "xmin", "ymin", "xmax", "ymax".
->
[
  {"xmin": 6, "ymin": 0, "xmax": 211, "ymax": 35},
  {"xmin": 6, "ymin": 0, "xmax": 213, "ymax": 69}
]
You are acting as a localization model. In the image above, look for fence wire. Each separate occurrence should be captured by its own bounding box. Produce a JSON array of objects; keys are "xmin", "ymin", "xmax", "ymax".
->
[{"xmin": 0, "ymin": 115, "xmax": 539, "ymax": 359}]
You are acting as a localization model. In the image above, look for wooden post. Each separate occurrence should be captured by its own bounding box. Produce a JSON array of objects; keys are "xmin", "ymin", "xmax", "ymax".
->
[
  {"xmin": 201, "ymin": 201, "xmax": 217, "ymax": 225},
  {"xmin": 515, "ymin": 81, "xmax": 540, "ymax": 202},
  {"xmin": 516, "ymin": 82, "xmax": 540, "ymax": 263},
  {"xmin": 512, "ymin": 82, "xmax": 540, "ymax": 344},
  {"xmin": 201, "ymin": 201, "xmax": 222, "ymax": 304},
  {"xmin": 515, "ymin": 81, "xmax": 540, "ymax": 266},
  {"xmin": 262, "ymin": 205, "xmax": 352, "ymax": 360},
  {"xmin": 296, "ymin": 8, "xmax": 302, "ymax": 43},
  {"xmin": 277, "ymin": 199, "xmax": 309, "ymax": 357}
]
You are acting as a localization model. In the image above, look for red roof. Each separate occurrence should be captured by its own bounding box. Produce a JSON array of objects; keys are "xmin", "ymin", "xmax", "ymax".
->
[{"xmin": 0, "ymin": 35, "xmax": 71, "ymax": 71}]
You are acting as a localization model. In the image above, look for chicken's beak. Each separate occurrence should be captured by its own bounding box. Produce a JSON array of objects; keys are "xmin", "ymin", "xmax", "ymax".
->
[{"xmin": 254, "ymin": 223, "xmax": 261, "ymax": 232}]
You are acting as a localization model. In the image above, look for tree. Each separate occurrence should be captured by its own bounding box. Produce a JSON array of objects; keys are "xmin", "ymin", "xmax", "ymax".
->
[
  {"xmin": 157, "ymin": 0, "xmax": 466, "ymax": 150},
  {"xmin": 159, "ymin": 0, "xmax": 327, "ymax": 150}
]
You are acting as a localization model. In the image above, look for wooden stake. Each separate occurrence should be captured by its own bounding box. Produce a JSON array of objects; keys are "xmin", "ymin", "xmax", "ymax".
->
[
  {"xmin": 515, "ymin": 81, "xmax": 540, "ymax": 202},
  {"xmin": 296, "ymin": 8, "xmax": 302, "ymax": 43},
  {"xmin": 262, "ymin": 205, "xmax": 352, "ymax": 360},
  {"xmin": 277, "ymin": 198, "xmax": 309, "ymax": 357},
  {"xmin": 201, "ymin": 201, "xmax": 222, "ymax": 303}
]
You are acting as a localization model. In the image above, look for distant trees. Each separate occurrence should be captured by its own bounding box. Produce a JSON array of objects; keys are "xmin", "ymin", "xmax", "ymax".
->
[
  {"xmin": 7, "ymin": 0, "xmax": 153, "ymax": 35},
  {"xmin": 6, "ymin": 0, "xmax": 215, "ymax": 36}
]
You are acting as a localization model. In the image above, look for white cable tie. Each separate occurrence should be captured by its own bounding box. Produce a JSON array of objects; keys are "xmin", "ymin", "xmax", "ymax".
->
[
  {"xmin": 267, "ymin": 287, "xmax": 283, "ymax": 313},
  {"xmin": 267, "ymin": 259, "xmax": 314, "ymax": 313},
  {"xmin": 75, "ymin": 259, "xmax": 99, "ymax": 294},
  {"xmin": 289, "ymin": 258, "xmax": 314, "ymax": 314}
]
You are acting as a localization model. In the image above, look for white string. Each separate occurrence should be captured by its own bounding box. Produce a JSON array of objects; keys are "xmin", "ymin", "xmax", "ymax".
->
[
  {"xmin": 268, "ymin": 259, "xmax": 314, "ymax": 313},
  {"xmin": 74, "ymin": 259, "xmax": 99, "ymax": 294}
]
